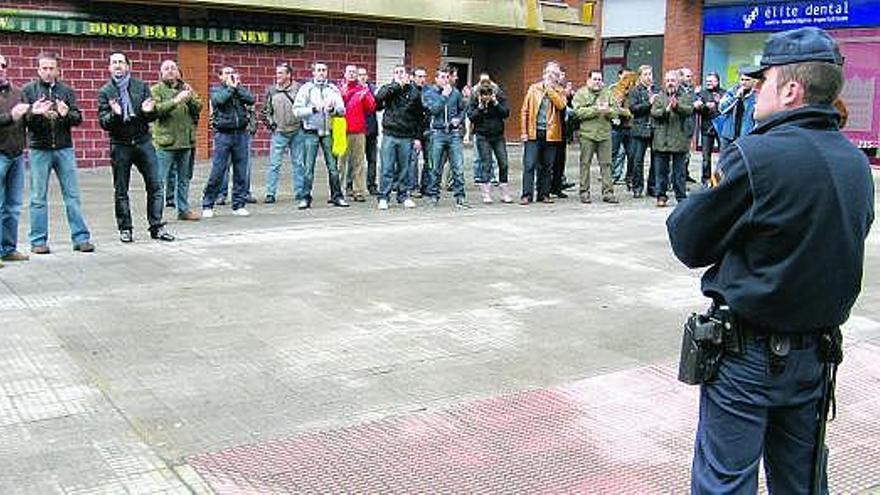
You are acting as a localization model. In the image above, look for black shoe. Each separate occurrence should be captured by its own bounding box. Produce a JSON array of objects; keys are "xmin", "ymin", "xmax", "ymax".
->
[
  {"xmin": 246, "ymin": 195, "xmax": 258, "ymax": 204},
  {"xmin": 561, "ymin": 181, "xmax": 576, "ymax": 190},
  {"xmin": 215, "ymin": 197, "xmax": 227, "ymax": 206},
  {"xmin": 165, "ymin": 200, "xmax": 175, "ymax": 208},
  {"xmin": 264, "ymin": 195, "xmax": 276, "ymax": 204},
  {"xmin": 555, "ymin": 191, "xmax": 569, "ymax": 199},
  {"xmin": 150, "ymin": 227, "xmax": 175, "ymax": 242},
  {"xmin": 119, "ymin": 230, "xmax": 134, "ymax": 243},
  {"xmin": 368, "ymin": 186, "xmax": 378, "ymax": 196},
  {"xmin": 686, "ymin": 175, "xmax": 698, "ymax": 184},
  {"xmin": 332, "ymin": 198, "xmax": 350, "ymax": 207}
]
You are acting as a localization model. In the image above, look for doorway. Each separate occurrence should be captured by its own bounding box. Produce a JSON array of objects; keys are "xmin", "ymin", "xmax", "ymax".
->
[{"xmin": 440, "ymin": 56, "xmax": 473, "ymax": 91}]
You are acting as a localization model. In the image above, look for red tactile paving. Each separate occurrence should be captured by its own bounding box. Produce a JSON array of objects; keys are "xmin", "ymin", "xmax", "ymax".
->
[{"xmin": 188, "ymin": 343, "xmax": 880, "ymax": 494}]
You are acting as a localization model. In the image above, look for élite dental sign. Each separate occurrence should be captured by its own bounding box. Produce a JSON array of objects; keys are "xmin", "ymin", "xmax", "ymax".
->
[{"xmin": 704, "ymin": 0, "xmax": 880, "ymax": 34}]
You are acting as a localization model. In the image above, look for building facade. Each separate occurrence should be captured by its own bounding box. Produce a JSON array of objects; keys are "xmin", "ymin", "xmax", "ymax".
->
[{"xmin": 0, "ymin": 0, "xmax": 600, "ymax": 167}]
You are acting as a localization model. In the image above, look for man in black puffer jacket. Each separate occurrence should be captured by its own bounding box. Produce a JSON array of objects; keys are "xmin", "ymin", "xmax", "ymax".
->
[
  {"xmin": 97, "ymin": 51, "xmax": 173, "ymax": 243},
  {"xmin": 467, "ymin": 73, "xmax": 511, "ymax": 203}
]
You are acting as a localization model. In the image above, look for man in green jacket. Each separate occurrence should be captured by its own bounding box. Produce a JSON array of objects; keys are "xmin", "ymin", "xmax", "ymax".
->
[
  {"xmin": 151, "ymin": 60, "xmax": 202, "ymax": 221},
  {"xmin": 572, "ymin": 70, "xmax": 619, "ymax": 204},
  {"xmin": 650, "ymin": 70, "xmax": 693, "ymax": 207}
]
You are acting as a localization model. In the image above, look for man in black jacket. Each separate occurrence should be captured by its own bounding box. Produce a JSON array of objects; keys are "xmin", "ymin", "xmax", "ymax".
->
[
  {"xmin": 0, "ymin": 53, "xmax": 31, "ymax": 265},
  {"xmin": 627, "ymin": 65, "xmax": 657, "ymax": 198},
  {"xmin": 202, "ymin": 66, "xmax": 255, "ymax": 217},
  {"xmin": 23, "ymin": 52, "xmax": 94, "ymax": 254},
  {"xmin": 668, "ymin": 27, "xmax": 874, "ymax": 494},
  {"xmin": 97, "ymin": 51, "xmax": 173, "ymax": 243},
  {"xmin": 467, "ymin": 73, "xmax": 511, "ymax": 203},
  {"xmin": 693, "ymin": 72, "xmax": 724, "ymax": 186}
]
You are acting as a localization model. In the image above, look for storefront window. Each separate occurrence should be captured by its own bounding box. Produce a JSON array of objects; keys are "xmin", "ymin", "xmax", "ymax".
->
[{"xmin": 703, "ymin": 33, "xmax": 766, "ymax": 87}]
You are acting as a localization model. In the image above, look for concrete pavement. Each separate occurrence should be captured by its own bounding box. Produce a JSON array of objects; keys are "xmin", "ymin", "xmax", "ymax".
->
[{"xmin": 1, "ymin": 147, "xmax": 878, "ymax": 493}]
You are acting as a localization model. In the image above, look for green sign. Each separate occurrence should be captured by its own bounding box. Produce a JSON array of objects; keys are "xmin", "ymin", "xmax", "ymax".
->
[{"xmin": 0, "ymin": 12, "xmax": 304, "ymax": 46}]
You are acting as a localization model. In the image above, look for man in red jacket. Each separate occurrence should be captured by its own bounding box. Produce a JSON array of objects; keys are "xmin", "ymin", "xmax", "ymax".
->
[{"xmin": 340, "ymin": 64, "xmax": 376, "ymax": 202}]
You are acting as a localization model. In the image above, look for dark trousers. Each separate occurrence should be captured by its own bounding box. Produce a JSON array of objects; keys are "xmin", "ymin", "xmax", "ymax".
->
[
  {"xmin": 550, "ymin": 140, "xmax": 566, "ymax": 193},
  {"xmin": 366, "ymin": 132, "xmax": 378, "ymax": 192},
  {"xmin": 653, "ymin": 151, "xmax": 688, "ymax": 201},
  {"xmin": 522, "ymin": 133, "xmax": 556, "ymax": 201},
  {"xmin": 701, "ymin": 131, "xmax": 718, "ymax": 184},
  {"xmin": 629, "ymin": 136, "xmax": 651, "ymax": 195},
  {"xmin": 204, "ymin": 131, "xmax": 250, "ymax": 210},
  {"xmin": 476, "ymin": 135, "xmax": 509, "ymax": 184},
  {"xmin": 611, "ymin": 127, "xmax": 632, "ymax": 181},
  {"xmin": 110, "ymin": 140, "xmax": 164, "ymax": 233}
]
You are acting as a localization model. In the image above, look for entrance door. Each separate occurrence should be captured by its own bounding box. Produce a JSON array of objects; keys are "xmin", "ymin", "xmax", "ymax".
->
[{"xmin": 440, "ymin": 56, "xmax": 473, "ymax": 91}]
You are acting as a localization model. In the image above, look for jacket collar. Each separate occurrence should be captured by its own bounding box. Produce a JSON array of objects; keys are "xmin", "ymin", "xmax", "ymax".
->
[{"xmin": 750, "ymin": 104, "xmax": 840, "ymax": 136}]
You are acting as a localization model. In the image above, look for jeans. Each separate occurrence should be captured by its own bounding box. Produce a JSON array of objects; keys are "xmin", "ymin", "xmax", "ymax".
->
[
  {"xmin": 700, "ymin": 131, "xmax": 718, "ymax": 184},
  {"xmin": 28, "ymin": 148, "xmax": 91, "ymax": 247},
  {"xmin": 0, "ymin": 152, "xmax": 24, "ymax": 256},
  {"xmin": 521, "ymin": 134, "xmax": 556, "ymax": 201},
  {"xmin": 204, "ymin": 131, "xmax": 250, "ymax": 210},
  {"xmin": 301, "ymin": 132, "xmax": 343, "ymax": 202},
  {"xmin": 429, "ymin": 131, "xmax": 465, "ymax": 199},
  {"xmin": 157, "ymin": 148, "xmax": 193, "ymax": 215},
  {"xmin": 629, "ymin": 136, "xmax": 651, "ymax": 195},
  {"xmin": 475, "ymin": 135, "xmax": 508, "ymax": 183},
  {"xmin": 579, "ymin": 137, "xmax": 613, "ymax": 198},
  {"xmin": 551, "ymin": 140, "xmax": 567, "ymax": 193},
  {"xmin": 265, "ymin": 130, "xmax": 304, "ymax": 198},
  {"xmin": 218, "ymin": 140, "xmax": 253, "ymax": 201},
  {"xmin": 407, "ymin": 137, "xmax": 431, "ymax": 193},
  {"xmin": 653, "ymin": 151, "xmax": 688, "ymax": 201},
  {"xmin": 110, "ymin": 140, "xmax": 164, "ymax": 232},
  {"xmin": 692, "ymin": 332, "xmax": 825, "ymax": 494},
  {"xmin": 341, "ymin": 133, "xmax": 367, "ymax": 198},
  {"xmin": 611, "ymin": 127, "xmax": 631, "ymax": 181},
  {"xmin": 472, "ymin": 134, "xmax": 496, "ymax": 183},
  {"xmin": 366, "ymin": 132, "xmax": 378, "ymax": 192},
  {"xmin": 379, "ymin": 135, "xmax": 413, "ymax": 202}
]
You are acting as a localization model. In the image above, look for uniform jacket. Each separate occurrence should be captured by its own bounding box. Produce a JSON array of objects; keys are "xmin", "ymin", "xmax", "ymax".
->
[
  {"xmin": 571, "ymin": 86, "xmax": 619, "ymax": 142},
  {"xmin": 0, "ymin": 83, "xmax": 25, "ymax": 156},
  {"xmin": 650, "ymin": 87, "xmax": 694, "ymax": 153},
  {"xmin": 22, "ymin": 79, "xmax": 82, "ymax": 150},
  {"xmin": 341, "ymin": 80, "xmax": 377, "ymax": 134},
  {"xmin": 628, "ymin": 83, "xmax": 657, "ymax": 139},
  {"xmin": 667, "ymin": 105, "xmax": 874, "ymax": 333},
  {"xmin": 150, "ymin": 80, "xmax": 202, "ymax": 150},
  {"xmin": 695, "ymin": 85, "xmax": 725, "ymax": 135},
  {"xmin": 422, "ymin": 84, "xmax": 466, "ymax": 134},
  {"xmin": 261, "ymin": 81, "xmax": 301, "ymax": 133},
  {"xmin": 520, "ymin": 81, "xmax": 567, "ymax": 142},
  {"xmin": 466, "ymin": 84, "xmax": 509, "ymax": 138},
  {"xmin": 210, "ymin": 83, "xmax": 255, "ymax": 133},
  {"xmin": 716, "ymin": 85, "xmax": 756, "ymax": 141},
  {"xmin": 375, "ymin": 82, "xmax": 424, "ymax": 139},
  {"xmin": 97, "ymin": 76, "xmax": 157, "ymax": 144},
  {"xmin": 293, "ymin": 79, "xmax": 345, "ymax": 137}
]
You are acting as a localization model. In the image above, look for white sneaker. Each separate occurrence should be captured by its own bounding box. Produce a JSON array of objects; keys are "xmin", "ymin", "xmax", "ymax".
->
[
  {"xmin": 403, "ymin": 198, "xmax": 416, "ymax": 209},
  {"xmin": 232, "ymin": 208, "xmax": 250, "ymax": 217},
  {"xmin": 378, "ymin": 199, "xmax": 389, "ymax": 210},
  {"xmin": 202, "ymin": 208, "xmax": 214, "ymax": 218}
]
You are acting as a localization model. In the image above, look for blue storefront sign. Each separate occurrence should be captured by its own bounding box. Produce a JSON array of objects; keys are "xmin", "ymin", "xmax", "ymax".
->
[{"xmin": 704, "ymin": 0, "xmax": 880, "ymax": 34}]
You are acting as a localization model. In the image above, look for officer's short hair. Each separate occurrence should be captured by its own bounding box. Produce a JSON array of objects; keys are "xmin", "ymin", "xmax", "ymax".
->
[{"xmin": 776, "ymin": 61, "xmax": 843, "ymax": 105}]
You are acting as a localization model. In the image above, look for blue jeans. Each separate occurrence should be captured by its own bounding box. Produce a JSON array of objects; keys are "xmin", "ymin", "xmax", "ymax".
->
[
  {"xmin": 611, "ymin": 128, "xmax": 631, "ymax": 181},
  {"xmin": 0, "ymin": 152, "xmax": 24, "ymax": 256},
  {"xmin": 266, "ymin": 130, "xmax": 304, "ymax": 198},
  {"xmin": 157, "ymin": 148, "xmax": 193, "ymax": 215},
  {"xmin": 28, "ymin": 148, "xmax": 91, "ymax": 247},
  {"xmin": 629, "ymin": 136, "xmax": 651, "ymax": 195},
  {"xmin": 407, "ymin": 138, "xmax": 431, "ymax": 194},
  {"xmin": 653, "ymin": 151, "xmax": 687, "ymax": 201},
  {"xmin": 429, "ymin": 131, "xmax": 465, "ymax": 199},
  {"xmin": 692, "ymin": 333, "xmax": 826, "ymax": 494},
  {"xmin": 301, "ymin": 132, "xmax": 343, "ymax": 202},
  {"xmin": 472, "ymin": 134, "xmax": 496, "ymax": 183},
  {"xmin": 380, "ymin": 135, "xmax": 413, "ymax": 202},
  {"xmin": 475, "ymin": 135, "xmax": 509, "ymax": 183},
  {"xmin": 204, "ymin": 131, "xmax": 250, "ymax": 210}
]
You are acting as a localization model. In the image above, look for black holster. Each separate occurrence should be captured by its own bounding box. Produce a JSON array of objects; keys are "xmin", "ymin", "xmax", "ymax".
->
[{"xmin": 677, "ymin": 304, "xmax": 742, "ymax": 385}]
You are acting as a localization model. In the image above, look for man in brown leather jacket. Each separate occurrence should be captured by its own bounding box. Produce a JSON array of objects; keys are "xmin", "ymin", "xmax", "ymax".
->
[{"xmin": 519, "ymin": 60, "xmax": 568, "ymax": 205}]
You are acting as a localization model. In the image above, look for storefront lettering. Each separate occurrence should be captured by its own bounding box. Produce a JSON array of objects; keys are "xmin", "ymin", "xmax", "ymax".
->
[
  {"xmin": 237, "ymin": 30, "xmax": 269, "ymax": 43},
  {"xmin": 87, "ymin": 22, "xmax": 179, "ymax": 39},
  {"xmin": 761, "ymin": 1, "xmax": 849, "ymax": 26},
  {"xmin": 705, "ymin": 0, "xmax": 878, "ymax": 34},
  {"xmin": 0, "ymin": 16, "xmax": 12, "ymax": 29}
]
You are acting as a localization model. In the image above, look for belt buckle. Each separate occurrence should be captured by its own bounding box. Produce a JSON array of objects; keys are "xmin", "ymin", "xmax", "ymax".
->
[{"xmin": 769, "ymin": 334, "xmax": 791, "ymax": 357}]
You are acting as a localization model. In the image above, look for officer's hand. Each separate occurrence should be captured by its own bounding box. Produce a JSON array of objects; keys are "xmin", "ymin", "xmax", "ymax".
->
[
  {"xmin": 55, "ymin": 99, "xmax": 70, "ymax": 117},
  {"xmin": 141, "ymin": 98, "xmax": 155, "ymax": 113}
]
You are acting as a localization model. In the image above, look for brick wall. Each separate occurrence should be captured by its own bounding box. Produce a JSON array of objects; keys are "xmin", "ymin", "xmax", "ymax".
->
[{"xmin": 663, "ymin": 0, "xmax": 703, "ymax": 83}]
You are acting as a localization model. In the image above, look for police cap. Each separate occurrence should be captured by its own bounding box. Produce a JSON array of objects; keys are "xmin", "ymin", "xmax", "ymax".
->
[{"xmin": 744, "ymin": 27, "xmax": 843, "ymax": 78}]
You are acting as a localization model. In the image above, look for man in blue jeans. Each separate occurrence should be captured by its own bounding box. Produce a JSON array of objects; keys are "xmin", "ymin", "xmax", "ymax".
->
[
  {"xmin": 261, "ymin": 62, "xmax": 302, "ymax": 204},
  {"xmin": 0, "ymin": 53, "xmax": 32, "ymax": 266},
  {"xmin": 202, "ymin": 66, "xmax": 255, "ymax": 218},
  {"xmin": 424, "ymin": 66, "xmax": 468, "ymax": 208},
  {"xmin": 22, "ymin": 51, "xmax": 94, "ymax": 253}
]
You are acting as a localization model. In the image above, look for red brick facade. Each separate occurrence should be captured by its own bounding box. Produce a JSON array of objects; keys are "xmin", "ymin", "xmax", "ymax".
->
[{"xmin": 664, "ymin": 0, "xmax": 704, "ymax": 83}]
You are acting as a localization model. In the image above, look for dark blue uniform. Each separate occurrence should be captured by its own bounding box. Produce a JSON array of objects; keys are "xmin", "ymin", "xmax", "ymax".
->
[{"xmin": 667, "ymin": 105, "xmax": 874, "ymax": 493}]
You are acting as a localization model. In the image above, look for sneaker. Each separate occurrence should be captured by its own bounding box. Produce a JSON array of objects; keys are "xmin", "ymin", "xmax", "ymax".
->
[
  {"xmin": 403, "ymin": 198, "xmax": 416, "ymax": 209},
  {"xmin": 73, "ymin": 242, "xmax": 95, "ymax": 253},
  {"xmin": 119, "ymin": 230, "xmax": 134, "ymax": 243},
  {"xmin": 378, "ymin": 199, "xmax": 389, "ymax": 210},
  {"xmin": 202, "ymin": 208, "xmax": 215, "ymax": 218},
  {"xmin": 150, "ymin": 227, "xmax": 175, "ymax": 241},
  {"xmin": 31, "ymin": 245, "xmax": 51, "ymax": 255},
  {"xmin": 245, "ymin": 195, "xmax": 258, "ymax": 204},
  {"xmin": 602, "ymin": 195, "xmax": 620, "ymax": 204},
  {"xmin": 331, "ymin": 198, "xmax": 350, "ymax": 207},
  {"xmin": 454, "ymin": 198, "xmax": 471, "ymax": 209},
  {"xmin": 519, "ymin": 196, "xmax": 531, "ymax": 206},
  {"xmin": 232, "ymin": 208, "xmax": 250, "ymax": 216},
  {"xmin": 1, "ymin": 251, "xmax": 29, "ymax": 262},
  {"xmin": 580, "ymin": 193, "xmax": 592, "ymax": 204},
  {"xmin": 656, "ymin": 197, "xmax": 669, "ymax": 208},
  {"xmin": 297, "ymin": 199, "xmax": 311, "ymax": 210},
  {"xmin": 411, "ymin": 190, "xmax": 423, "ymax": 198},
  {"xmin": 264, "ymin": 195, "xmax": 276, "ymax": 204}
]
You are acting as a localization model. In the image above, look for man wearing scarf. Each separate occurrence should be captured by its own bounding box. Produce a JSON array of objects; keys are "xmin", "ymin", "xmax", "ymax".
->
[
  {"xmin": 0, "ymin": 53, "xmax": 32, "ymax": 266},
  {"xmin": 97, "ymin": 51, "xmax": 174, "ymax": 243}
]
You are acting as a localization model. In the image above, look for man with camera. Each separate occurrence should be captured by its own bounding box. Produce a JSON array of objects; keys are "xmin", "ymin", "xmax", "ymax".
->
[
  {"xmin": 667, "ymin": 27, "xmax": 874, "ymax": 494},
  {"xmin": 467, "ymin": 72, "xmax": 511, "ymax": 204},
  {"xmin": 423, "ymin": 66, "xmax": 468, "ymax": 208},
  {"xmin": 572, "ymin": 69, "xmax": 619, "ymax": 204}
]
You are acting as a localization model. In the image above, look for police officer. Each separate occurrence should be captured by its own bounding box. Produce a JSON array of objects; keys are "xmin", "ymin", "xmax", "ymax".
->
[{"xmin": 666, "ymin": 27, "xmax": 874, "ymax": 494}]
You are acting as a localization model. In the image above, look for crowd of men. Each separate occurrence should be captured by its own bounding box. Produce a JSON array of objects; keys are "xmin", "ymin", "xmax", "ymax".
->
[{"xmin": 1, "ymin": 49, "xmax": 753, "ymax": 265}]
